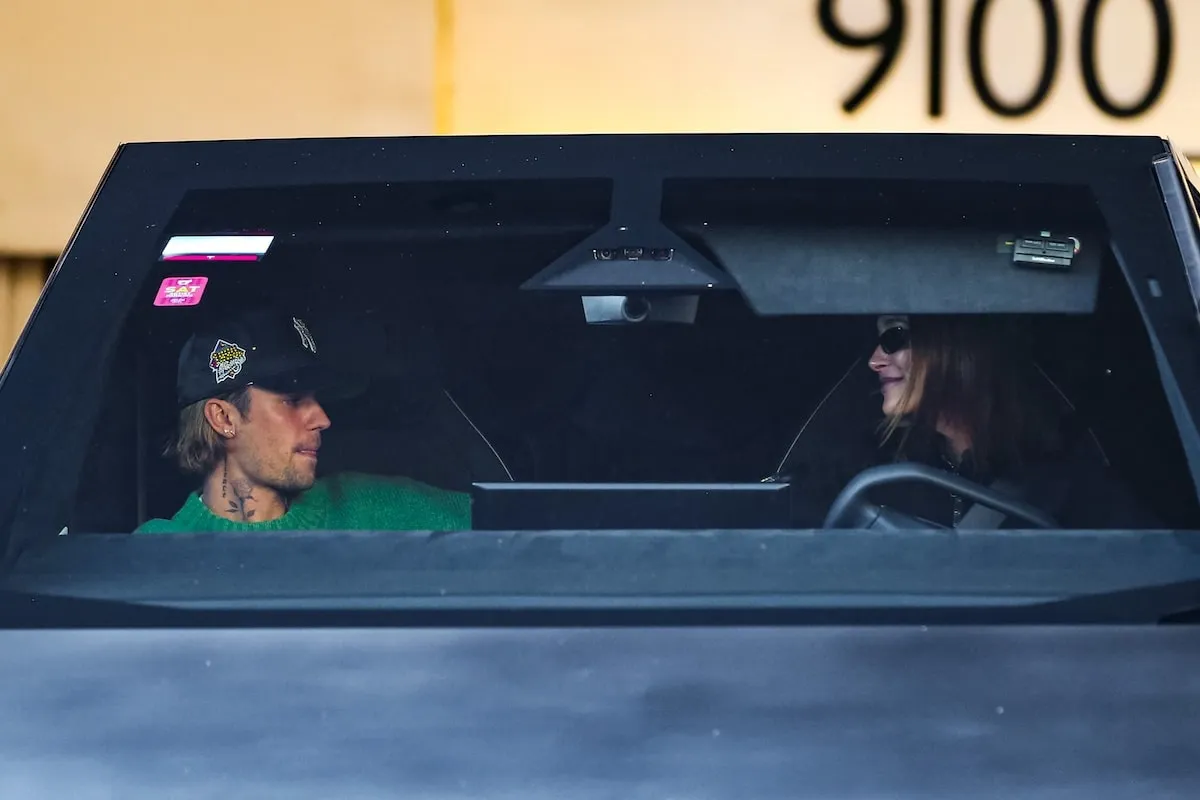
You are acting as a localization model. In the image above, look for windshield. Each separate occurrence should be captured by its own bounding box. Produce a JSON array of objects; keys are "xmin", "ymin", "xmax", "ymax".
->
[
  {"xmin": 64, "ymin": 176, "xmax": 1192, "ymax": 539},
  {"xmin": 5, "ymin": 136, "xmax": 1200, "ymax": 617}
]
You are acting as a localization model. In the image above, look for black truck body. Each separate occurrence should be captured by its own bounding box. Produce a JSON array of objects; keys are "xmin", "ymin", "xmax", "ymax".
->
[{"xmin": 2, "ymin": 132, "xmax": 1200, "ymax": 797}]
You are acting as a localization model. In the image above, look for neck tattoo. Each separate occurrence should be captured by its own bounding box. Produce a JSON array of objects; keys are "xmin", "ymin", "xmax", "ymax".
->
[{"xmin": 227, "ymin": 478, "xmax": 257, "ymax": 521}]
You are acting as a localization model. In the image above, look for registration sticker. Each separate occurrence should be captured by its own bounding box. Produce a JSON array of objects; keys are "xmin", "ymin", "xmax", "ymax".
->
[{"xmin": 154, "ymin": 276, "xmax": 209, "ymax": 307}]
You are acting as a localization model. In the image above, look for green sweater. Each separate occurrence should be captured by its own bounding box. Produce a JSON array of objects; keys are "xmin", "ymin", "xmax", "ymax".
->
[{"xmin": 135, "ymin": 472, "xmax": 471, "ymax": 534}]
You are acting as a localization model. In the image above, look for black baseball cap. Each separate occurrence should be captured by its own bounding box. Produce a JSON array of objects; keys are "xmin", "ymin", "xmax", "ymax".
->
[{"xmin": 176, "ymin": 308, "xmax": 346, "ymax": 408}]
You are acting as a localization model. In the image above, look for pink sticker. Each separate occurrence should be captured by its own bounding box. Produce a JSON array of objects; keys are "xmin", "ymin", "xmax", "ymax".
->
[{"xmin": 154, "ymin": 276, "xmax": 209, "ymax": 307}]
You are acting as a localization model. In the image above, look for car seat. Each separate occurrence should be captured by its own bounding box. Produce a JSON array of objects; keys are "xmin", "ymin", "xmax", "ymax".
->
[{"xmin": 288, "ymin": 312, "xmax": 515, "ymax": 490}]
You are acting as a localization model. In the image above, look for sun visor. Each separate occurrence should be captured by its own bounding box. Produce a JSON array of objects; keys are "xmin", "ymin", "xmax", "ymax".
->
[{"xmin": 701, "ymin": 226, "xmax": 1103, "ymax": 315}]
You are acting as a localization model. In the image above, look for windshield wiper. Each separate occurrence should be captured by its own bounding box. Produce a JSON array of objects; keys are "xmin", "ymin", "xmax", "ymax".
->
[
  {"xmin": 1023, "ymin": 579, "xmax": 1200, "ymax": 624},
  {"xmin": 4, "ymin": 583, "xmax": 1199, "ymax": 628}
]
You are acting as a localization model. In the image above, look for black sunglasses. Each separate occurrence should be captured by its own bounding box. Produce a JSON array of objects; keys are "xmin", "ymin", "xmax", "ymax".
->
[{"xmin": 878, "ymin": 325, "xmax": 910, "ymax": 355}]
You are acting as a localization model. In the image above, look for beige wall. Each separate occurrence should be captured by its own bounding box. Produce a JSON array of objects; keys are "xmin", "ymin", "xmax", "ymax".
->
[
  {"xmin": 5, "ymin": 0, "xmax": 1198, "ymax": 256},
  {"xmin": 450, "ymin": 0, "xmax": 1199, "ymax": 141},
  {"xmin": 1, "ymin": 0, "xmax": 435, "ymax": 256}
]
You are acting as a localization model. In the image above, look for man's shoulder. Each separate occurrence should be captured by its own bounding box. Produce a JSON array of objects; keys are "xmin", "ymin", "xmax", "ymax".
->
[
  {"xmin": 133, "ymin": 517, "xmax": 186, "ymax": 534},
  {"xmin": 133, "ymin": 492, "xmax": 203, "ymax": 534},
  {"xmin": 320, "ymin": 472, "xmax": 464, "ymax": 498},
  {"xmin": 317, "ymin": 472, "xmax": 472, "ymax": 530}
]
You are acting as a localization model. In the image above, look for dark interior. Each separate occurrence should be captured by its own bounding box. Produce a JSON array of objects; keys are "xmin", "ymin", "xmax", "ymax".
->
[{"xmin": 65, "ymin": 176, "xmax": 1200, "ymax": 532}]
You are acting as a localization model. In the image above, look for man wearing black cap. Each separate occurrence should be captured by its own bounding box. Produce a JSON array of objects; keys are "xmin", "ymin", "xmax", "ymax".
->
[{"xmin": 135, "ymin": 307, "xmax": 472, "ymax": 533}]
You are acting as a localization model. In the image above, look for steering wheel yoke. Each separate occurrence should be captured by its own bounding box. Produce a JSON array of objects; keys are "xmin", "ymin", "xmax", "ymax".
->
[{"xmin": 823, "ymin": 463, "xmax": 1058, "ymax": 531}]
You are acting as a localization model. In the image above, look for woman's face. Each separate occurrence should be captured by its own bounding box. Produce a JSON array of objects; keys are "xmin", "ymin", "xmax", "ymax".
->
[{"xmin": 869, "ymin": 315, "xmax": 913, "ymax": 416}]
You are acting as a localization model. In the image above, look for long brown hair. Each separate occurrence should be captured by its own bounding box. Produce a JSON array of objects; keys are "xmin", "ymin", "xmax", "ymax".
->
[{"xmin": 882, "ymin": 315, "xmax": 1056, "ymax": 474}]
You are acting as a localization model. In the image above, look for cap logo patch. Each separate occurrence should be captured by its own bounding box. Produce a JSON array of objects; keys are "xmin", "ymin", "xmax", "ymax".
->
[
  {"xmin": 293, "ymin": 317, "xmax": 317, "ymax": 354},
  {"xmin": 210, "ymin": 339, "xmax": 247, "ymax": 384}
]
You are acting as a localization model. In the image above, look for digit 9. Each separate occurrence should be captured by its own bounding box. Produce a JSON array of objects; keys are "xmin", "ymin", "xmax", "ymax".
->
[{"xmin": 818, "ymin": 0, "xmax": 907, "ymax": 114}]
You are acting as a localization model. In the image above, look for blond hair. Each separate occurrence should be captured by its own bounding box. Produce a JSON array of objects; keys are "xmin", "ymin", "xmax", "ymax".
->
[{"xmin": 166, "ymin": 389, "xmax": 251, "ymax": 475}]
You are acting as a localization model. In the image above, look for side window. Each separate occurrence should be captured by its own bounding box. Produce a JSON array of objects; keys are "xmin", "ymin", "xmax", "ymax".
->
[
  {"xmin": 1173, "ymin": 152, "xmax": 1200, "ymax": 246},
  {"xmin": 1155, "ymin": 154, "xmax": 1200, "ymax": 314}
]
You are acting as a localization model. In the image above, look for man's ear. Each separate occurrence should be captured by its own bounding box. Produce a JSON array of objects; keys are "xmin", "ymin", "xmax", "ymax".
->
[{"xmin": 202, "ymin": 398, "xmax": 245, "ymax": 439}]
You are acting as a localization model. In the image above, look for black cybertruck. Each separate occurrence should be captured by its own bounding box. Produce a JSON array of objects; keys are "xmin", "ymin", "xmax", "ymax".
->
[{"xmin": 1, "ymin": 132, "xmax": 1199, "ymax": 797}]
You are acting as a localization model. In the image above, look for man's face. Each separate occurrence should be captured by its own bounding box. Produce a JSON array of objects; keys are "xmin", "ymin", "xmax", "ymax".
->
[{"xmin": 226, "ymin": 387, "xmax": 331, "ymax": 493}]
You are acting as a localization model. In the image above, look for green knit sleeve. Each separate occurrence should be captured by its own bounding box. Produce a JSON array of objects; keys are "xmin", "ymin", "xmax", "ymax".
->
[
  {"xmin": 133, "ymin": 491, "xmax": 214, "ymax": 534},
  {"xmin": 133, "ymin": 517, "xmax": 181, "ymax": 534},
  {"xmin": 331, "ymin": 473, "xmax": 473, "ymax": 531}
]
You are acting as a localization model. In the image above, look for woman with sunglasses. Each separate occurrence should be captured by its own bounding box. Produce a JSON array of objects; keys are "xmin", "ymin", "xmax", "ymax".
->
[
  {"xmin": 774, "ymin": 314, "xmax": 1154, "ymax": 529},
  {"xmin": 868, "ymin": 314, "xmax": 1037, "ymax": 478}
]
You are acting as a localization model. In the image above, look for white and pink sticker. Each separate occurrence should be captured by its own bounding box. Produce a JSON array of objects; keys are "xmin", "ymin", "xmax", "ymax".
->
[
  {"xmin": 154, "ymin": 276, "xmax": 209, "ymax": 307},
  {"xmin": 161, "ymin": 234, "xmax": 274, "ymax": 261}
]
